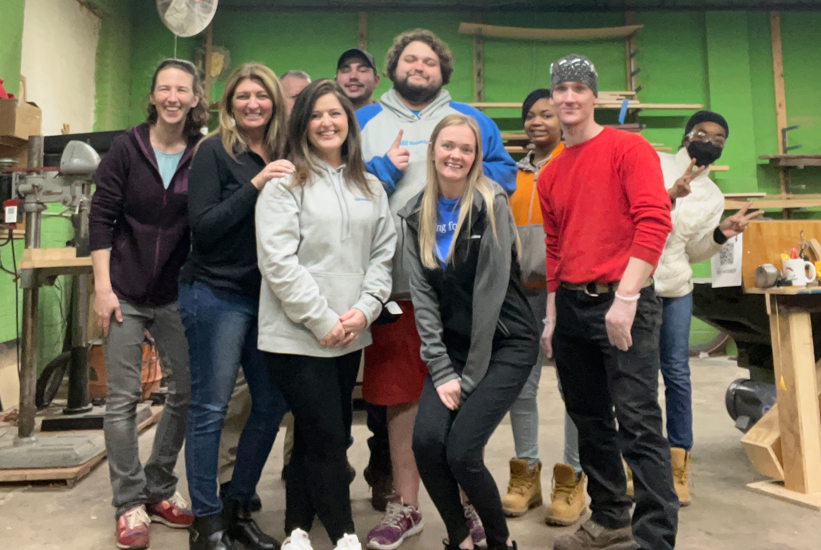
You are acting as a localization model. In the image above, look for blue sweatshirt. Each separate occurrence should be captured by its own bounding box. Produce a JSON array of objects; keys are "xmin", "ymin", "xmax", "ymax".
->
[{"xmin": 357, "ymin": 87, "xmax": 516, "ymax": 298}]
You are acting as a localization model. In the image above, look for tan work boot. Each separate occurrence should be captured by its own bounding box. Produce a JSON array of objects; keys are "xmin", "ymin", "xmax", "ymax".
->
[
  {"xmin": 671, "ymin": 447, "xmax": 691, "ymax": 506},
  {"xmin": 501, "ymin": 458, "xmax": 543, "ymax": 517},
  {"xmin": 623, "ymin": 459, "xmax": 634, "ymax": 499},
  {"xmin": 545, "ymin": 463, "xmax": 587, "ymax": 526}
]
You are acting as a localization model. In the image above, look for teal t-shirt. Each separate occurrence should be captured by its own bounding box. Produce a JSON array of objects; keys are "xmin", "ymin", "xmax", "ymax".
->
[
  {"xmin": 154, "ymin": 148, "xmax": 184, "ymax": 189},
  {"xmin": 435, "ymin": 196, "xmax": 461, "ymax": 267}
]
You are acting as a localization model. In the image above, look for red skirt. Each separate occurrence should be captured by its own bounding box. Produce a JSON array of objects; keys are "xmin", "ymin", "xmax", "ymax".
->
[{"xmin": 363, "ymin": 301, "xmax": 428, "ymax": 406}]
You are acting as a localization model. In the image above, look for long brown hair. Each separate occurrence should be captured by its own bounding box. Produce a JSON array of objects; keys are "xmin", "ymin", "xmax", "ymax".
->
[
  {"xmin": 146, "ymin": 59, "xmax": 209, "ymax": 139},
  {"xmin": 286, "ymin": 79, "xmax": 371, "ymax": 197},
  {"xmin": 416, "ymin": 115, "xmax": 498, "ymax": 269},
  {"xmin": 211, "ymin": 63, "xmax": 287, "ymax": 161}
]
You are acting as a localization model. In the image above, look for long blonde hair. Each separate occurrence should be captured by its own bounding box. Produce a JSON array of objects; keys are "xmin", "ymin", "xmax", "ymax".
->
[
  {"xmin": 211, "ymin": 63, "xmax": 287, "ymax": 161},
  {"xmin": 417, "ymin": 114, "xmax": 498, "ymax": 270}
]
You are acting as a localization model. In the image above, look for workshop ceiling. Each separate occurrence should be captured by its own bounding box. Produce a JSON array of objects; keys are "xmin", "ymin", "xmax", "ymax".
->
[{"xmin": 217, "ymin": 0, "xmax": 821, "ymax": 12}]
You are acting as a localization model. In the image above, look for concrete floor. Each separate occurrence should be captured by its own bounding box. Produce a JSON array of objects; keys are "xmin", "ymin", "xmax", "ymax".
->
[{"xmin": 1, "ymin": 357, "xmax": 819, "ymax": 550}]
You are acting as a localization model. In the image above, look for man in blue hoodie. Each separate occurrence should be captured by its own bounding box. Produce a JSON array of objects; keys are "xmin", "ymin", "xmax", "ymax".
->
[{"xmin": 357, "ymin": 28, "xmax": 516, "ymax": 550}]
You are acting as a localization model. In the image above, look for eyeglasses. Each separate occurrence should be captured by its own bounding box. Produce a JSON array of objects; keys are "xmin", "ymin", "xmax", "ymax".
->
[{"xmin": 687, "ymin": 130, "xmax": 726, "ymax": 147}]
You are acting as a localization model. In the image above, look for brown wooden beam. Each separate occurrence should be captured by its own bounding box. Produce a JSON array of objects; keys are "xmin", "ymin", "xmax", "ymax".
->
[{"xmin": 358, "ymin": 11, "xmax": 368, "ymax": 51}]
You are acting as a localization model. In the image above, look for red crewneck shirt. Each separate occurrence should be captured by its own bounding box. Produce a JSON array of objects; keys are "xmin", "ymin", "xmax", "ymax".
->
[{"xmin": 537, "ymin": 127, "xmax": 672, "ymax": 293}]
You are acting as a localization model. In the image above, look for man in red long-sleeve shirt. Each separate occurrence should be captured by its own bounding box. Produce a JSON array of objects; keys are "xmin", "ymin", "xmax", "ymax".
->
[{"xmin": 537, "ymin": 55, "xmax": 678, "ymax": 550}]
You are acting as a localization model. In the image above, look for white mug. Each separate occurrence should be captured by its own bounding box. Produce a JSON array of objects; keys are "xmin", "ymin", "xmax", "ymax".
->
[{"xmin": 782, "ymin": 258, "xmax": 817, "ymax": 287}]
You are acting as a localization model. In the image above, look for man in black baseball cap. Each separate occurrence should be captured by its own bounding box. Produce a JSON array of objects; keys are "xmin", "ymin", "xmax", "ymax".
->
[{"xmin": 335, "ymin": 48, "xmax": 380, "ymax": 110}]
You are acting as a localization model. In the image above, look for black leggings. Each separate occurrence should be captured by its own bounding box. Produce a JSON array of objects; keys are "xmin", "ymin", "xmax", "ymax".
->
[
  {"xmin": 264, "ymin": 350, "xmax": 361, "ymax": 544},
  {"xmin": 412, "ymin": 341, "xmax": 535, "ymax": 549}
]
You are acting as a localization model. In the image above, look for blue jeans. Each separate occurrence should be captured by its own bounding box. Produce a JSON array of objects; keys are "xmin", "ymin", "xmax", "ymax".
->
[
  {"xmin": 179, "ymin": 281, "xmax": 289, "ymax": 517},
  {"xmin": 659, "ymin": 293, "xmax": 693, "ymax": 451}
]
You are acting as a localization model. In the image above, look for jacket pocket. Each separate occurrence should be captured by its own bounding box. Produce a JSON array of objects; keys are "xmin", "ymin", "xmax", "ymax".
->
[{"xmin": 309, "ymin": 271, "xmax": 365, "ymax": 316}]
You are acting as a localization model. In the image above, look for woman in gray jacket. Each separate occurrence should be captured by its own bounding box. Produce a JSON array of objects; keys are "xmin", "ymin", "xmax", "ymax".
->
[{"xmin": 255, "ymin": 79, "xmax": 396, "ymax": 550}]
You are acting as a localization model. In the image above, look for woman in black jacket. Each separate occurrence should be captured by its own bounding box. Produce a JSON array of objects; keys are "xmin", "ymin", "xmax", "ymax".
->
[
  {"xmin": 402, "ymin": 114, "xmax": 539, "ymax": 550},
  {"xmin": 179, "ymin": 63, "xmax": 292, "ymax": 550},
  {"xmin": 89, "ymin": 58, "xmax": 208, "ymax": 550}
]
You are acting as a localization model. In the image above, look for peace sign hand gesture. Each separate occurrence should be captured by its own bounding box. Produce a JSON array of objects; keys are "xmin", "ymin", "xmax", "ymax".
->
[
  {"xmin": 669, "ymin": 159, "xmax": 707, "ymax": 200},
  {"xmin": 719, "ymin": 201, "xmax": 764, "ymax": 239}
]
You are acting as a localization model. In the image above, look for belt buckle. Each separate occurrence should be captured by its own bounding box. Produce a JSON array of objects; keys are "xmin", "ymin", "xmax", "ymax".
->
[{"xmin": 583, "ymin": 282, "xmax": 599, "ymax": 297}]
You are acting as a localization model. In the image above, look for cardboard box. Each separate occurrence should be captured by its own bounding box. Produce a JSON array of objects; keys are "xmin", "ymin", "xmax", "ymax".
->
[{"xmin": 0, "ymin": 76, "xmax": 41, "ymax": 140}]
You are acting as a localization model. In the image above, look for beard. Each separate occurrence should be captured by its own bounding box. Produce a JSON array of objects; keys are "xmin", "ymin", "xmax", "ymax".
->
[{"xmin": 393, "ymin": 75, "xmax": 442, "ymax": 105}]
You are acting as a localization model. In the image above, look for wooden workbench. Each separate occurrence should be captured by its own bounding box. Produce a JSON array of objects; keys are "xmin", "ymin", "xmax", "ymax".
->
[{"xmin": 743, "ymin": 287, "xmax": 821, "ymax": 509}]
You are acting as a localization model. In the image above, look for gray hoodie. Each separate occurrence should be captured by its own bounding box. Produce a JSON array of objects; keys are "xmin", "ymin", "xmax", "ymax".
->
[{"xmin": 255, "ymin": 163, "xmax": 396, "ymax": 358}]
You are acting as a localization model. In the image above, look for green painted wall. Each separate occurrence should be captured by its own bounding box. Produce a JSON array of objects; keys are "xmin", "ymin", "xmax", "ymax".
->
[{"xmin": 5, "ymin": 5, "xmax": 821, "ymax": 353}]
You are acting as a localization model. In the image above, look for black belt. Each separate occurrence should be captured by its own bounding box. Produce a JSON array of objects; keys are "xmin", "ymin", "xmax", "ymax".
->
[{"xmin": 560, "ymin": 278, "xmax": 653, "ymax": 297}]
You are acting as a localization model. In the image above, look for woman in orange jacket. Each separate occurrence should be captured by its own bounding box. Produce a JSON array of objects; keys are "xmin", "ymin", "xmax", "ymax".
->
[{"xmin": 499, "ymin": 89, "xmax": 584, "ymax": 527}]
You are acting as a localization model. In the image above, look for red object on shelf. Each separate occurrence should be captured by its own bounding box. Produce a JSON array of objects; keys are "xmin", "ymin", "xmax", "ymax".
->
[{"xmin": 2, "ymin": 198, "xmax": 19, "ymax": 229}]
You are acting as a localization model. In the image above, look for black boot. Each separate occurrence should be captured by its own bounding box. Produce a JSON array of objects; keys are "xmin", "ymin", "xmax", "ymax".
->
[
  {"xmin": 363, "ymin": 445, "xmax": 393, "ymax": 512},
  {"xmin": 221, "ymin": 482, "xmax": 262, "ymax": 513},
  {"xmin": 189, "ymin": 514, "xmax": 237, "ymax": 550},
  {"xmin": 223, "ymin": 499, "xmax": 280, "ymax": 550}
]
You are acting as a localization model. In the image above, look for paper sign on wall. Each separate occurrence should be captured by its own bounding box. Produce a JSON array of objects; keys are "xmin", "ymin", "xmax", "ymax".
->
[{"xmin": 711, "ymin": 234, "xmax": 743, "ymax": 288}]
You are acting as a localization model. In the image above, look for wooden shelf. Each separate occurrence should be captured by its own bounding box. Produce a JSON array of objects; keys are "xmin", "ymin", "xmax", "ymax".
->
[
  {"xmin": 725, "ymin": 193, "xmax": 821, "ymax": 211},
  {"xmin": 458, "ymin": 22, "xmax": 643, "ymax": 41},
  {"xmin": 470, "ymin": 101, "xmax": 703, "ymax": 111},
  {"xmin": 760, "ymin": 155, "xmax": 821, "ymax": 168}
]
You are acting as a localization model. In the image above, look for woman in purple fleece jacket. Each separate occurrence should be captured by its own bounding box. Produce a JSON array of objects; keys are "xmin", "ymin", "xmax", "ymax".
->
[{"xmin": 88, "ymin": 59, "xmax": 208, "ymax": 550}]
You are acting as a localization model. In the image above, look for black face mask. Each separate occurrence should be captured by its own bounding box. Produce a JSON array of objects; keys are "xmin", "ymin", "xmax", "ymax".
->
[{"xmin": 687, "ymin": 140, "xmax": 723, "ymax": 167}]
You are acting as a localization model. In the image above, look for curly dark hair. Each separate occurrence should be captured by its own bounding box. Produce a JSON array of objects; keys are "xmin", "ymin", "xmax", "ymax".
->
[
  {"xmin": 384, "ymin": 29, "xmax": 454, "ymax": 85},
  {"xmin": 146, "ymin": 59, "xmax": 209, "ymax": 139}
]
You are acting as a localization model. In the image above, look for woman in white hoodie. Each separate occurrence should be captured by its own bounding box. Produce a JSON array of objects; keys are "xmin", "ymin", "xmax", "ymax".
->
[
  {"xmin": 654, "ymin": 111, "xmax": 761, "ymax": 506},
  {"xmin": 255, "ymin": 79, "xmax": 397, "ymax": 550}
]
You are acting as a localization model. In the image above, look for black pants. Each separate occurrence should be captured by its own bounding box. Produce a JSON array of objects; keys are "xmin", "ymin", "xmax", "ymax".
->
[
  {"xmin": 552, "ymin": 286, "xmax": 679, "ymax": 550},
  {"xmin": 412, "ymin": 340, "xmax": 536, "ymax": 550},
  {"xmin": 365, "ymin": 403, "xmax": 391, "ymax": 472},
  {"xmin": 265, "ymin": 350, "xmax": 361, "ymax": 544}
]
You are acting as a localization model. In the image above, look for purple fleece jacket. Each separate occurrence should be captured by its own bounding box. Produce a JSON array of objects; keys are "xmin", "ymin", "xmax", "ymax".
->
[{"xmin": 89, "ymin": 123, "xmax": 199, "ymax": 306}]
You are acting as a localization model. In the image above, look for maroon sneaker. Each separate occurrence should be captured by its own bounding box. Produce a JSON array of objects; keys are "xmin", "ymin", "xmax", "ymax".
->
[
  {"xmin": 464, "ymin": 503, "xmax": 487, "ymax": 549},
  {"xmin": 366, "ymin": 497, "xmax": 424, "ymax": 550},
  {"xmin": 146, "ymin": 492, "xmax": 194, "ymax": 529},
  {"xmin": 115, "ymin": 505, "xmax": 150, "ymax": 550}
]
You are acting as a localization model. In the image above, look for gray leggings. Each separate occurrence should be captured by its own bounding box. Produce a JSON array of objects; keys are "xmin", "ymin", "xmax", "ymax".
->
[{"xmin": 510, "ymin": 289, "xmax": 581, "ymax": 472}]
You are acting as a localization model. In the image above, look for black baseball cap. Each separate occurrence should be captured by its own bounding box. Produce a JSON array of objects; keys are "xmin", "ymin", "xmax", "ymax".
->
[{"xmin": 337, "ymin": 49, "xmax": 377, "ymax": 72}]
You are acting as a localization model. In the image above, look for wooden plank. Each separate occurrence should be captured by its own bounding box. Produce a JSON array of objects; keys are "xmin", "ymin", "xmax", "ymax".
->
[
  {"xmin": 357, "ymin": 11, "xmax": 368, "ymax": 51},
  {"xmin": 742, "ymin": 404, "xmax": 785, "ymax": 480},
  {"xmin": 18, "ymin": 247, "xmax": 92, "ymax": 270},
  {"xmin": 473, "ymin": 29, "xmax": 484, "ymax": 103},
  {"xmin": 711, "ymin": 165, "xmax": 729, "ymax": 172},
  {"xmin": 770, "ymin": 12, "xmax": 788, "ymax": 157},
  {"xmin": 769, "ymin": 298, "xmax": 821, "ymax": 494},
  {"xmin": 469, "ymin": 101, "xmax": 701, "ymax": 110},
  {"xmin": 748, "ymin": 480, "xmax": 821, "ymax": 511},
  {"xmin": 726, "ymin": 198, "xmax": 821, "ymax": 210},
  {"xmin": 458, "ymin": 22, "xmax": 643, "ymax": 41}
]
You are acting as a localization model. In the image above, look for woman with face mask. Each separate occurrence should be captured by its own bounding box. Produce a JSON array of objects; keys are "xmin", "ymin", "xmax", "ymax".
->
[
  {"xmin": 401, "ymin": 114, "xmax": 538, "ymax": 550},
  {"xmin": 255, "ymin": 79, "xmax": 396, "ymax": 550},
  {"xmin": 653, "ymin": 110, "xmax": 761, "ymax": 508},
  {"xmin": 89, "ymin": 58, "xmax": 208, "ymax": 550},
  {"xmin": 179, "ymin": 63, "xmax": 292, "ymax": 550}
]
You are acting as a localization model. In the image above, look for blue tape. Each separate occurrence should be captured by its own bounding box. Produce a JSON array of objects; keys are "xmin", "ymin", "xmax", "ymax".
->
[{"xmin": 618, "ymin": 99, "xmax": 629, "ymax": 124}]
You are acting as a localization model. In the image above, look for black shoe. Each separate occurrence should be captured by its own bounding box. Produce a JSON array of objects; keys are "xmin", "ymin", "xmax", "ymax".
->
[
  {"xmin": 223, "ymin": 499, "xmax": 280, "ymax": 550},
  {"xmin": 363, "ymin": 463, "xmax": 394, "ymax": 512},
  {"xmin": 189, "ymin": 514, "xmax": 237, "ymax": 550}
]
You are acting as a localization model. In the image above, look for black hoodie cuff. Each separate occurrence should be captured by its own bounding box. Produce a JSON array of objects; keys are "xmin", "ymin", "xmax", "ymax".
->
[{"xmin": 713, "ymin": 226, "xmax": 728, "ymax": 245}]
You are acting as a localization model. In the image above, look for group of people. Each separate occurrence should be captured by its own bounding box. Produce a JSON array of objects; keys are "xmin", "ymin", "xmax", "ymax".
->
[{"xmin": 88, "ymin": 26, "xmax": 762, "ymax": 550}]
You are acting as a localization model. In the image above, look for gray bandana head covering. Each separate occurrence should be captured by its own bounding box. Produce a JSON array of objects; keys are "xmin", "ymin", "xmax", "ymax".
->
[{"xmin": 550, "ymin": 54, "xmax": 598, "ymax": 97}]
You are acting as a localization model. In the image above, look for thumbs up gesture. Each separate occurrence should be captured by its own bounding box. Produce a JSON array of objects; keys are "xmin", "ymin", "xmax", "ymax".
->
[{"xmin": 387, "ymin": 129, "xmax": 410, "ymax": 171}]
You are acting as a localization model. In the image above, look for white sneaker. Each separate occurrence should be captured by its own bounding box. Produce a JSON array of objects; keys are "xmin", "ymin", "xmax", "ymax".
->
[
  {"xmin": 336, "ymin": 533, "xmax": 363, "ymax": 550},
  {"xmin": 282, "ymin": 528, "xmax": 313, "ymax": 550}
]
